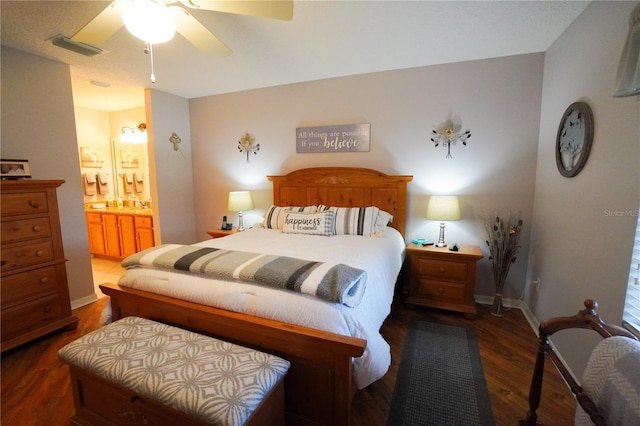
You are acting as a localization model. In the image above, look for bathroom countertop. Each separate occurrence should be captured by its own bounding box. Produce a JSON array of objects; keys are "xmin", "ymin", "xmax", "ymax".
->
[{"xmin": 85, "ymin": 205, "xmax": 153, "ymax": 216}]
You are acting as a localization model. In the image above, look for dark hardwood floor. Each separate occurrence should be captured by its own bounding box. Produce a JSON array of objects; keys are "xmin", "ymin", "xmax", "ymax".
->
[{"xmin": 1, "ymin": 296, "xmax": 575, "ymax": 425}]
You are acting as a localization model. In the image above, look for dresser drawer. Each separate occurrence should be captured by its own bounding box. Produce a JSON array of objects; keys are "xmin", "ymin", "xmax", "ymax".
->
[
  {"xmin": 1, "ymin": 265, "xmax": 60, "ymax": 307},
  {"xmin": 416, "ymin": 279, "xmax": 466, "ymax": 302},
  {"xmin": 0, "ymin": 192, "xmax": 49, "ymax": 217},
  {"xmin": 135, "ymin": 215, "xmax": 153, "ymax": 228},
  {"xmin": 1, "ymin": 294, "xmax": 62, "ymax": 340},
  {"xmin": 1, "ymin": 240, "xmax": 55, "ymax": 273},
  {"xmin": 417, "ymin": 258, "xmax": 468, "ymax": 282},
  {"xmin": 1, "ymin": 217, "xmax": 52, "ymax": 244}
]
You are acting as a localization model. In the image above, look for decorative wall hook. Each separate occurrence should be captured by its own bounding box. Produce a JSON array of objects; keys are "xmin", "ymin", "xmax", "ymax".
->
[
  {"xmin": 237, "ymin": 132, "xmax": 260, "ymax": 162},
  {"xmin": 430, "ymin": 114, "xmax": 471, "ymax": 158},
  {"xmin": 169, "ymin": 132, "xmax": 185, "ymax": 158}
]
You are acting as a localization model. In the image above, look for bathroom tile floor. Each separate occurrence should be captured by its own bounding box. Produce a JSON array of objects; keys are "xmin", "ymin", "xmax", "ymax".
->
[{"xmin": 91, "ymin": 256, "xmax": 126, "ymax": 297}]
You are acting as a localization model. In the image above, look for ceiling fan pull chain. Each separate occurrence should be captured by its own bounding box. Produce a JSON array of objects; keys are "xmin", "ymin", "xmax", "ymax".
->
[{"xmin": 144, "ymin": 43, "xmax": 156, "ymax": 83}]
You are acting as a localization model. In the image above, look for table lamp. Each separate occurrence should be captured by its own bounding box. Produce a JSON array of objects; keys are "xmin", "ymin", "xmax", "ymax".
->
[
  {"xmin": 228, "ymin": 191, "xmax": 254, "ymax": 231},
  {"xmin": 426, "ymin": 195, "xmax": 461, "ymax": 247}
]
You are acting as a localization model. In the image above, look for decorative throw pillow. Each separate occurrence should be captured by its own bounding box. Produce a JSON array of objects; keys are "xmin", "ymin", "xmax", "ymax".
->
[
  {"xmin": 319, "ymin": 206, "xmax": 380, "ymax": 237},
  {"xmin": 374, "ymin": 210, "xmax": 394, "ymax": 234},
  {"xmin": 282, "ymin": 211, "xmax": 335, "ymax": 236},
  {"xmin": 263, "ymin": 205, "xmax": 318, "ymax": 229}
]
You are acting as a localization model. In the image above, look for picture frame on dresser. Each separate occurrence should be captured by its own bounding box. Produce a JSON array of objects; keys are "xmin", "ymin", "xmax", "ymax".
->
[{"xmin": 0, "ymin": 159, "xmax": 31, "ymax": 180}]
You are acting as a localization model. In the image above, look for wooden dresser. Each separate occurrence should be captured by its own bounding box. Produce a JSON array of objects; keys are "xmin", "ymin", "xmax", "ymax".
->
[
  {"xmin": 1, "ymin": 180, "xmax": 78, "ymax": 352},
  {"xmin": 405, "ymin": 244, "xmax": 483, "ymax": 318}
]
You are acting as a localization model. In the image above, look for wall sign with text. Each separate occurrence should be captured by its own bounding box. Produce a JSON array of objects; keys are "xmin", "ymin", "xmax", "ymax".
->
[{"xmin": 296, "ymin": 124, "xmax": 370, "ymax": 153}]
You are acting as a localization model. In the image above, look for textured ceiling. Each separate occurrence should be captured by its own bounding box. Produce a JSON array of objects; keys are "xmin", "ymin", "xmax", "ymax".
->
[{"xmin": 1, "ymin": 1, "xmax": 590, "ymax": 112}]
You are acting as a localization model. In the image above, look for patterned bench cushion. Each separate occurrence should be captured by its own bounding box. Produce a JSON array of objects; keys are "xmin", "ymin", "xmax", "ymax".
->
[{"xmin": 58, "ymin": 316, "xmax": 290, "ymax": 425}]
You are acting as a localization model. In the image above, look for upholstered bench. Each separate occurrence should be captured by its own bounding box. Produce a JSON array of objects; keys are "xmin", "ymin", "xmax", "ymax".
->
[{"xmin": 58, "ymin": 316, "xmax": 290, "ymax": 426}]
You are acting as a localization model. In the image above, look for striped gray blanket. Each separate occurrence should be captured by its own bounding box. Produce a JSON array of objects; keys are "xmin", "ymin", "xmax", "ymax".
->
[{"xmin": 121, "ymin": 244, "xmax": 367, "ymax": 307}]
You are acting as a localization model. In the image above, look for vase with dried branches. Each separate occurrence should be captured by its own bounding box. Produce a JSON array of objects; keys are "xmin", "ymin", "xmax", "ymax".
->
[{"xmin": 485, "ymin": 212, "xmax": 524, "ymax": 316}]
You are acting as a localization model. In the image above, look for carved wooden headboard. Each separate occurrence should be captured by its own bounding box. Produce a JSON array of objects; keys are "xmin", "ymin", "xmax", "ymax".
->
[{"xmin": 267, "ymin": 167, "xmax": 413, "ymax": 237}]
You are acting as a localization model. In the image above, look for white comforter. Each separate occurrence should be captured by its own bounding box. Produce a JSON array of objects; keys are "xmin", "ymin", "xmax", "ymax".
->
[{"xmin": 116, "ymin": 227, "xmax": 406, "ymax": 389}]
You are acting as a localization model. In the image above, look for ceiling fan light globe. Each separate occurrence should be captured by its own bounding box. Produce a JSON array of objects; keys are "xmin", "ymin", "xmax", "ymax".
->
[{"xmin": 122, "ymin": 0, "xmax": 176, "ymax": 44}]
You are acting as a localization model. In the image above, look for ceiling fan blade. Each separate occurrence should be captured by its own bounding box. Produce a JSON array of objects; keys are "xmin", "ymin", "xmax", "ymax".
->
[
  {"xmin": 71, "ymin": 1, "xmax": 124, "ymax": 45},
  {"xmin": 171, "ymin": 7, "xmax": 231, "ymax": 57},
  {"xmin": 177, "ymin": 0, "xmax": 293, "ymax": 21}
]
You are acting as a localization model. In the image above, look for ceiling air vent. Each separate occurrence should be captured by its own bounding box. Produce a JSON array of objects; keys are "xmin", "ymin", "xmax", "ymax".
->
[{"xmin": 50, "ymin": 35, "xmax": 103, "ymax": 57}]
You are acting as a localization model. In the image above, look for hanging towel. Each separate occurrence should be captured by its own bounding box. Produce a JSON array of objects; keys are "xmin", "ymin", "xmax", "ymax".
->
[
  {"xmin": 134, "ymin": 172, "xmax": 144, "ymax": 194},
  {"xmin": 123, "ymin": 173, "xmax": 134, "ymax": 194},
  {"xmin": 83, "ymin": 173, "xmax": 97, "ymax": 196},
  {"xmin": 96, "ymin": 173, "xmax": 110, "ymax": 195}
]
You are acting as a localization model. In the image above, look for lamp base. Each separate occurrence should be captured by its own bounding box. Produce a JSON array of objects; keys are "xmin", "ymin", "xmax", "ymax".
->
[
  {"xmin": 237, "ymin": 212, "xmax": 245, "ymax": 232},
  {"xmin": 435, "ymin": 222, "xmax": 446, "ymax": 247}
]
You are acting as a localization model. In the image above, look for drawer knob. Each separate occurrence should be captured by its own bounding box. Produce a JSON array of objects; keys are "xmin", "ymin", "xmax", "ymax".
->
[
  {"xmin": 40, "ymin": 277, "xmax": 49, "ymax": 284},
  {"xmin": 43, "ymin": 305, "xmax": 52, "ymax": 313},
  {"xmin": 439, "ymin": 266, "xmax": 446, "ymax": 272},
  {"xmin": 32, "ymin": 225, "xmax": 41, "ymax": 232},
  {"xmin": 28, "ymin": 200, "xmax": 40, "ymax": 209},
  {"xmin": 438, "ymin": 287, "xmax": 444, "ymax": 294},
  {"xmin": 36, "ymin": 250, "xmax": 44, "ymax": 257}
]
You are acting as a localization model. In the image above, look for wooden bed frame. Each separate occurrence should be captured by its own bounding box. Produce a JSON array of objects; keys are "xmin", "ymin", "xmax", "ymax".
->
[
  {"xmin": 100, "ymin": 167, "xmax": 413, "ymax": 426},
  {"xmin": 520, "ymin": 299, "xmax": 639, "ymax": 426}
]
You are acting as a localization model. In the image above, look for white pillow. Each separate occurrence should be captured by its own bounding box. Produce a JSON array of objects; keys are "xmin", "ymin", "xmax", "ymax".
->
[
  {"xmin": 282, "ymin": 211, "xmax": 335, "ymax": 236},
  {"xmin": 320, "ymin": 205, "xmax": 379, "ymax": 237},
  {"xmin": 263, "ymin": 205, "xmax": 318, "ymax": 229}
]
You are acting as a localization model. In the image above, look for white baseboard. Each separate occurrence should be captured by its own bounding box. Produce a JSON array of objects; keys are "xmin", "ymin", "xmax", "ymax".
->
[{"xmin": 71, "ymin": 293, "xmax": 99, "ymax": 310}]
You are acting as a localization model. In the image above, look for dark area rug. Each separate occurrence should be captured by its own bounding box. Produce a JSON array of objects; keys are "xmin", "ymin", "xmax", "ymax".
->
[{"xmin": 387, "ymin": 320, "xmax": 495, "ymax": 426}]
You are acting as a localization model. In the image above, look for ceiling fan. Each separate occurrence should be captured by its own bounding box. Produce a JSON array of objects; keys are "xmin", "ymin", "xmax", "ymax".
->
[{"xmin": 70, "ymin": 0, "xmax": 294, "ymax": 57}]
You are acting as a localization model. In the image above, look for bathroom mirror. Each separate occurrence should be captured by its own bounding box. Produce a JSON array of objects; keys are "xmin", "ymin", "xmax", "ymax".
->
[{"xmin": 110, "ymin": 137, "xmax": 151, "ymax": 202}]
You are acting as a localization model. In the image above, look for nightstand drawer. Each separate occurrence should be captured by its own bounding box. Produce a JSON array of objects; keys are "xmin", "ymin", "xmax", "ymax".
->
[
  {"xmin": 418, "ymin": 258, "xmax": 468, "ymax": 282},
  {"xmin": 416, "ymin": 279, "xmax": 466, "ymax": 301}
]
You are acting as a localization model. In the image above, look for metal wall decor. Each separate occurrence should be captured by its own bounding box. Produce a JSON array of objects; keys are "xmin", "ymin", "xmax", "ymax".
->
[
  {"xmin": 430, "ymin": 114, "xmax": 471, "ymax": 158},
  {"xmin": 238, "ymin": 132, "xmax": 260, "ymax": 162},
  {"xmin": 555, "ymin": 102, "xmax": 594, "ymax": 177}
]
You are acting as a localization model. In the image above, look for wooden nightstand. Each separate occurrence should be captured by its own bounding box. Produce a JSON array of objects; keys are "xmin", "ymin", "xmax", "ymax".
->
[
  {"xmin": 206, "ymin": 228, "xmax": 237, "ymax": 238},
  {"xmin": 405, "ymin": 244, "xmax": 483, "ymax": 318}
]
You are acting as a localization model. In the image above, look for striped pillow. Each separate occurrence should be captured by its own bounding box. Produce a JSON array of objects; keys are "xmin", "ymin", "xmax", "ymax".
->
[
  {"xmin": 320, "ymin": 206, "xmax": 380, "ymax": 237},
  {"xmin": 263, "ymin": 205, "xmax": 318, "ymax": 229},
  {"xmin": 282, "ymin": 211, "xmax": 335, "ymax": 236}
]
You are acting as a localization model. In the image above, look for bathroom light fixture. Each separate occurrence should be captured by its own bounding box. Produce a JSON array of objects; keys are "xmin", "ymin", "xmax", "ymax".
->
[
  {"xmin": 426, "ymin": 195, "xmax": 461, "ymax": 247},
  {"xmin": 122, "ymin": 0, "xmax": 176, "ymax": 44},
  {"xmin": 120, "ymin": 123, "xmax": 147, "ymax": 144},
  {"xmin": 613, "ymin": 2, "xmax": 640, "ymax": 97},
  {"xmin": 228, "ymin": 191, "xmax": 254, "ymax": 232}
]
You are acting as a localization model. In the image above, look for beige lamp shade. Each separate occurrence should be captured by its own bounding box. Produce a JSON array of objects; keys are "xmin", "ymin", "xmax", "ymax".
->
[
  {"xmin": 426, "ymin": 195, "xmax": 460, "ymax": 247},
  {"xmin": 228, "ymin": 191, "xmax": 253, "ymax": 231},
  {"xmin": 426, "ymin": 195, "xmax": 461, "ymax": 221},
  {"xmin": 228, "ymin": 191, "xmax": 254, "ymax": 212}
]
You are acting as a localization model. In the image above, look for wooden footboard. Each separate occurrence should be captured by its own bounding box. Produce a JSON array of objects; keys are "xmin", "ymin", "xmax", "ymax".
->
[{"xmin": 100, "ymin": 282, "xmax": 366, "ymax": 426}]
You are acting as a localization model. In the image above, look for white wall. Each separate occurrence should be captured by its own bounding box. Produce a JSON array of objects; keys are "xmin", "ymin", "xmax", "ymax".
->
[
  {"xmin": 1, "ymin": 47, "xmax": 95, "ymax": 304},
  {"xmin": 529, "ymin": 1, "xmax": 640, "ymax": 378},
  {"xmin": 145, "ymin": 89, "xmax": 197, "ymax": 244},
  {"xmin": 189, "ymin": 53, "xmax": 545, "ymax": 298}
]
